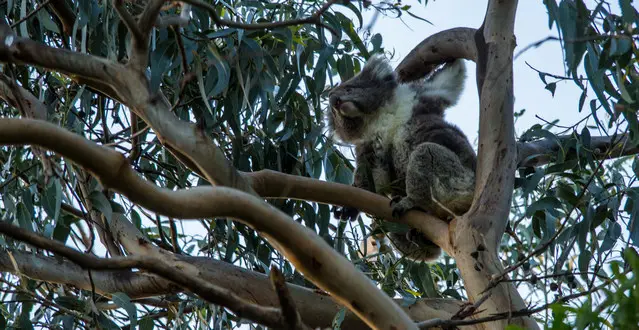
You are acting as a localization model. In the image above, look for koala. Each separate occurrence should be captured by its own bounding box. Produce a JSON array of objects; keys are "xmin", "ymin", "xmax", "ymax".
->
[{"xmin": 327, "ymin": 54, "xmax": 477, "ymax": 262}]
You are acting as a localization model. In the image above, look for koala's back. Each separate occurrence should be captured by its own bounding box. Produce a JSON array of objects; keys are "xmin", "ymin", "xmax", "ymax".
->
[{"xmin": 405, "ymin": 113, "xmax": 477, "ymax": 172}]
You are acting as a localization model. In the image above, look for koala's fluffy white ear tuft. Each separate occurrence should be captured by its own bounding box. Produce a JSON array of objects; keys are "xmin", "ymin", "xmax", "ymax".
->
[
  {"xmin": 362, "ymin": 54, "xmax": 395, "ymax": 80},
  {"xmin": 422, "ymin": 59, "xmax": 466, "ymax": 106}
]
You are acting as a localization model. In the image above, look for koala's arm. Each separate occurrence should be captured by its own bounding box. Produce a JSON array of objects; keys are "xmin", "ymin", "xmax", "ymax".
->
[{"xmin": 334, "ymin": 143, "xmax": 376, "ymax": 221}]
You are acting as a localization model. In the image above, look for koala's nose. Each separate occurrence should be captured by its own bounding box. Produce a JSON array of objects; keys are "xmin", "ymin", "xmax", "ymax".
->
[{"xmin": 329, "ymin": 94, "xmax": 341, "ymax": 108}]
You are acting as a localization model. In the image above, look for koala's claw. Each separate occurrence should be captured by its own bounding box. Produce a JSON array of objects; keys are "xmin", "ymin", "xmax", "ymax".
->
[
  {"xmin": 333, "ymin": 206, "xmax": 360, "ymax": 221},
  {"xmin": 391, "ymin": 197, "xmax": 426, "ymax": 219},
  {"xmin": 391, "ymin": 198, "xmax": 411, "ymax": 219},
  {"xmin": 389, "ymin": 196, "xmax": 403, "ymax": 207}
]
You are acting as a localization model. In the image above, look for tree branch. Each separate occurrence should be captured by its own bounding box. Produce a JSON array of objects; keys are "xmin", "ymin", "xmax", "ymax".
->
[
  {"xmin": 0, "ymin": 118, "xmax": 417, "ymax": 330},
  {"xmin": 466, "ymin": 0, "xmax": 518, "ymax": 245},
  {"xmin": 0, "ymin": 222, "xmax": 288, "ymax": 328},
  {"xmin": 138, "ymin": 0, "xmax": 166, "ymax": 36},
  {"xmin": 0, "ymin": 72, "xmax": 53, "ymax": 177},
  {"xmin": 246, "ymin": 170, "xmax": 452, "ymax": 254},
  {"xmin": 0, "ymin": 248, "xmax": 181, "ymax": 298},
  {"xmin": 0, "ymin": 249, "xmax": 470, "ymax": 328},
  {"xmin": 47, "ymin": 0, "xmax": 76, "ymax": 36},
  {"xmin": 395, "ymin": 27, "xmax": 478, "ymax": 83},
  {"xmin": 128, "ymin": 0, "xmax": 165, "ymax": 70},
  {"xmin": 112, "ymin": 0, "xmax": 145, "ymax": 49},
  {"xmin": 0, "ymin": 23, "xmax": 129, "ymax": 101},
  {"xmin": 517, "ymin": 134, "xmax": 639, "ymax": 167},
  {"xmin": 182, "ymin": 0, "xmax": 340, "ymax": 31},
  {"xmin": 0, "ymin": 21, "xmax": 257, "ymax": 195},
  {"xmin": 269, "ymin": 266, "xmax": 311, "ymax": 330},
  {"xmin": 10, "ymin": 0, "xmax": 53, "ymax": 29}
]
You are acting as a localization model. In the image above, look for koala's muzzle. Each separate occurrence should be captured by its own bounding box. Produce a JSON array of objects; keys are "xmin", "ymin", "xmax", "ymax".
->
[{"xmin": 329, "ymin": 94, "xmax": 363, "ymax": 118}]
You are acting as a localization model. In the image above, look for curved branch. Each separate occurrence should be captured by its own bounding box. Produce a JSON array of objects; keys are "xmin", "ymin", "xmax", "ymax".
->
[
  {"xmin": 0, "ymin": 73, "xmax": 53, "ymax": 177},
  {"xmin": 47, "ymin": 0, "xmax": 76, "ymax": 36},
  {"xmin": 0, "ymin": 118, "xmax": 416, "ymax": 330},
  {"xmin": 138, "ymin": 0, "xmax": 165, "ymax": 36},
  {"xmin": 246, "ymin": 170, "xmax": 451, "ymax": 254},
  {"xmin": 466, "ymin": 1, "xmax": 518, "ymax": 243},
  {"xmin": 0, "ymin": 249, "xmax": 470, "ymax": 328},
  {"xmin": 0, "ymin": 249, "xmax": 181, "ymax": 298},
  {"xmin": 0, "ymin": 21, "xmax": 256, "ymax": 195},
  {"xmin": 395, "ymin": 27, "xmax": 478, "ymax": 83},
  {"xmin": 0, "ymin": 23, "xmax": 128, "ymax": 101},
  {"xmin": 0, "ymin": 73, "xmax": 47, "ymax": 120},
  {"xmin": 0, "ymin": 223, "xmax": 287, "ymax": 328},
  {"xmin": 113, "ymin": 0, "xmax": 145, "ymax": 50}
]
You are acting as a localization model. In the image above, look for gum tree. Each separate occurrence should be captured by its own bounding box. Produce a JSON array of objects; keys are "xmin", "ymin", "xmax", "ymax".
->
[{"xmin": 0, "ymin": 0, "xmax": 637, "ymax": 329}]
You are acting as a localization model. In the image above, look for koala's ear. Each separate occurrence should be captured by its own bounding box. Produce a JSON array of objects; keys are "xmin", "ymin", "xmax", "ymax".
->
[
  {"xmin": 422, "ymin": 59, "xmax": 466, "ymax": 106},
  {"xmin": 362, "ymin": 54, "xmax": 394, "ymax": 81}
]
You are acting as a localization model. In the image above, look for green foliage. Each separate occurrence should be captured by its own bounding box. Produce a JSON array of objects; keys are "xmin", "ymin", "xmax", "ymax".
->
[
  {"xmin": 547, "ymin": 249, "xmax": 639, "ymax": 329},
  {"xmin": 0, "ymin": 0, "xmax": 637, "ymax": 329}
]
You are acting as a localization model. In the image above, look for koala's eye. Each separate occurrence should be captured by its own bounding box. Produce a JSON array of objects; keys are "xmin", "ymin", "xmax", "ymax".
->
[{"xmin": 383, "ymin": 75, "xmax": 394, "ymax": 82}]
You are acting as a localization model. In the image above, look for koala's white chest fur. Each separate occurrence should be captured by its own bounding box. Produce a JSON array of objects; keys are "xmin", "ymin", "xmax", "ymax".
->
[
  {"xmin": 362, "ymin": 85, "xmax": 416, "ymax": 194},
  {"xmin": 362, "ymin": 84, "xmax": 416, "ymax": 145}
]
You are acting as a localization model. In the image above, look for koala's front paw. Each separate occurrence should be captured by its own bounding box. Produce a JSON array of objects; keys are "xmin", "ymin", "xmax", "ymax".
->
[
  {"xmin": 389, "ymin": 196, "xmax": 403, "ymax": 207},
  {"xmin": 333, "ymin": 206, "xmax": 360, "ymax": 221},
  {"xmin": 391, "ymin": 197, "xmax": 425, "ymax": 219},
  {"xmin": 391, "ymin": 197, "xmax": 413, "ymax": 219}
]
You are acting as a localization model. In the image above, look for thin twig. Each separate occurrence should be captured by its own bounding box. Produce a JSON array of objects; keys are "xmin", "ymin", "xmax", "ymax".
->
[
  {"xmin": 0, "ymin": 277, "xmax": 91, "ymax": 321},
  {"xmin": 418, "ymin": 277, "xmax": 615, "ymax": 329},
  {"xmin": 112, "ymin": 0, "xmax": 145, "ymax": 44},
  {"xmin": 127, "ymin": 112, "xmax": 143, "ymax": 163},
  {"xmin": 514, "ymin": 36, "xmax": 558, "ymax": 60},
  {"xmin": 10, "ymin": 0, "xmax": 53, "ymax": 29},
  {"xmin": 104, "ymin": 125, "xmax": 150, "ymax": 147},
  {"xmin": 451, "ymin": 292, "xmax": 492, "ymax": 320},
  {"xmin": 181, "ymin": 0, "xmax": 340, "ymax": 35},
  {"xmin": 269, "ymin": 265, "xmax": 311, "ymax": 330}
]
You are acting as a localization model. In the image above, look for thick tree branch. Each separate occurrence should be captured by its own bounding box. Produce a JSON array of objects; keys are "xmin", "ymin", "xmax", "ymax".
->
[
  {"xmin": 247, "ymin": 170, "xmax": 451, "ymax": 254},
  {"xmin": 0, "ymin": 20, "xmax": 254, "ymax": 196},
  {"xmin": 0, "ymin": 118, "xmax": 416, "ymax": 330},
  {"xmin": 396, "ymin": 2, "xmax": 538, "ymax": 329},
  {"xmin": 444, "ymin": 1, "xmax": 538, "ymax": 329},
  {"xmin": 0, "ymin": 21, "xmax": 254, "ymax": 192},
  {"xmin": 0, "ymin": 23, "xmax": 129, "ymax": 101},
  {"xmin": 467, "ymin": 1, "xmax": 518, "ymax": 245},
  {"xmin": 138, "ymin": 0, "xmax": 165, "ymax": 36},
  {"xmin": 0, "ymin": 249, "xmax": 181, "ymax": 298},
  {"xmin": 395, "ymin": 27, "xmax": 478, "ymax": 83}
]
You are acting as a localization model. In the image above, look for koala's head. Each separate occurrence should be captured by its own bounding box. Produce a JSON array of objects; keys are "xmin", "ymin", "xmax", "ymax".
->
[{"xmin": 327, "ymin": 54, "xmax": 398, "ymax": 143}]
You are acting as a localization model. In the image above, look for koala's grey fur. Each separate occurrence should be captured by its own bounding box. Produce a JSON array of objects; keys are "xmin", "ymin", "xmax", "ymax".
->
[{"xmin": 327, "ymin": 54, "xmax": 476, "ymax": 262}]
